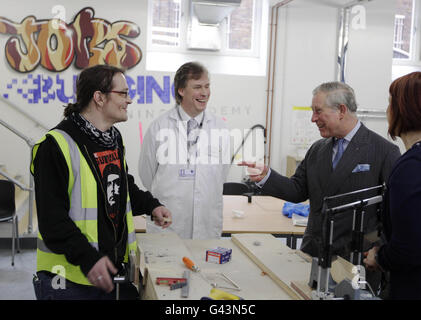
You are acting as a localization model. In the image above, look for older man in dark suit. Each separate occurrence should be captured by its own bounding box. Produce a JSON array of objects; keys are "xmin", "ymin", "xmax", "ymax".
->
[{"xmin": 241, "ymin": 82, "xmax": 400, "ymax": 262}]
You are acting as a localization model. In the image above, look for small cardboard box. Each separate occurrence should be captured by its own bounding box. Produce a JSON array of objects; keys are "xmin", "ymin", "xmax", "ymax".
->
[{"xmin": 206, "ymin": 247, "xmax": 232, "ymax": 264}]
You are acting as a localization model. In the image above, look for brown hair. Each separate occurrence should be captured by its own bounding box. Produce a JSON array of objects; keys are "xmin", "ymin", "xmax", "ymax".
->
[
  {"xmin": 63, "ymin": 65, "xmax": 125, "ymax": 117},
  {"xmin": 173, "ymin": 62, "xmax": 208, "ymax": 105},
  {"xmin": 388, "ymin": 71, "xmax": 421, "ymax": 140}
]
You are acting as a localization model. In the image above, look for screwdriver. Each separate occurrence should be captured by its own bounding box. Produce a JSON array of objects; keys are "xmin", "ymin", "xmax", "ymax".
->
[
  {"xmin": 183, "ymin": 256, "xmax": 200, "ymax": 272},
  {"xmin": 182, "ymin": 257, "xmax": 208, "ymax": 283}
]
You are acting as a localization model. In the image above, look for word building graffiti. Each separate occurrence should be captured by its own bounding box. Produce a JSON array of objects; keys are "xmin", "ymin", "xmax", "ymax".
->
[{"xmin": 3, "ymin": 74, "xmax": 174, "ymax": 104}]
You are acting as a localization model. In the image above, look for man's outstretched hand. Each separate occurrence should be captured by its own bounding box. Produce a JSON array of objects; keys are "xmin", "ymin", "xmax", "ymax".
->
[{"xmin": 237, "ymin": 161, "xmax": 268, "ymax": 183}]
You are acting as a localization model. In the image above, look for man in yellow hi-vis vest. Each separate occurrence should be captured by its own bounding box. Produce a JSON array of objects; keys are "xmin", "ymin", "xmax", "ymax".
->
[{"xmin": 31, "ymin": 65, "xmax": 172, "ymax": 300}]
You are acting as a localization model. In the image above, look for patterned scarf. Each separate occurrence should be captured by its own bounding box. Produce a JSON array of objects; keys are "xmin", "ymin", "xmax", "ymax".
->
[{"xmin": 70, "ymin": 112, "xmax": 119, "ymax": 149}]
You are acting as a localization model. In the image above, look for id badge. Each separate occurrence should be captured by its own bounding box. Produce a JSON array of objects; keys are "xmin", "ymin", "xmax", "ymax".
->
[{"xmin": 179, "ymin": 168, "xmax": 196, "ymax": 180}]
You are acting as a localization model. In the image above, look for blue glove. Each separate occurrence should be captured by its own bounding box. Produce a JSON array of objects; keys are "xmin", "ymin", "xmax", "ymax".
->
[{"xmin": 282, "ymin": 202, "xmax": 309, "ymax": 218}]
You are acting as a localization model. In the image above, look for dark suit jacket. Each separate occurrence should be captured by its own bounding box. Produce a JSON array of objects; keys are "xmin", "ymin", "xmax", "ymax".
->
[
  {"xmin": 262, "ymin": 123, "xmax": 401, "ymax": 259},
  {"xmin": 378, "ymin": 142, "xmax": 421, "ymax": 299}
]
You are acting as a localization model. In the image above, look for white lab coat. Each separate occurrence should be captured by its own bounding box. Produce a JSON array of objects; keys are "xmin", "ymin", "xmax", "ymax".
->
[{"xmin": 139, "ymin": 106, "xmax": 230, "ymax": 239}]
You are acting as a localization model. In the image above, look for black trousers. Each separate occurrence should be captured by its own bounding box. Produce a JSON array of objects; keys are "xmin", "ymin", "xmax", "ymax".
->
[{"xmin": 33, "ymin": 271, "xmax": 139, "ymax": 300}]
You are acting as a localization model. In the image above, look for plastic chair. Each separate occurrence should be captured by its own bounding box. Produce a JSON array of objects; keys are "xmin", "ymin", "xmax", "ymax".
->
[
  {"xmin": 223, "ymin": 182, "xmax": 250, "ymax": 195},
  {"xmin": 0, "ymin": 180, "xmax": 20, "ymax": 266}
]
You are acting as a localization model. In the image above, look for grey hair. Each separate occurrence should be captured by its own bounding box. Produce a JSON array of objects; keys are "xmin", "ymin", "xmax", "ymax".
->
[{"xmin": 312, "ymin": 82, "xmax": 358, "ymax": 112}]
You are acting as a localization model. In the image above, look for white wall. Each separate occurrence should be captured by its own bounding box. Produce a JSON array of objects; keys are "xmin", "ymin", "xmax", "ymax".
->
[
  {"xmin": 346, "ymin": 0, "xmax": 405, "ymax": 152},
  {"xmin": 270, "ymin": 1, "xmax": 338, "ymax": 174},
  {"xmin": 0, "ymin": 0, "xmax": 402, "ymax": 189},
  {"xmin": 270, "ymin": 0, "xmax": 403, "ymax": 175}
]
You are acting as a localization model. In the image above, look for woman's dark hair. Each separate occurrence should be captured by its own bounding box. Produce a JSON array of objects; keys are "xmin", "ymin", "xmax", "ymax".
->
[
  {"xmin": 63, "ymin": 65, "xmax": 125, "ymax": 117},
  {"xmin": 388, "ymin": 71, "xmax": 421, "ymax": 140},
  {"xmin": 174, "ymin": 62, "xmax": 208, "ymax": 105}
]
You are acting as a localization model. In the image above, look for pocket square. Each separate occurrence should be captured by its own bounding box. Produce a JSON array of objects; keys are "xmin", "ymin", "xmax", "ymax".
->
[{"xmin": 352, "ymin": 164, "xmax": 370, "ymax": 173}]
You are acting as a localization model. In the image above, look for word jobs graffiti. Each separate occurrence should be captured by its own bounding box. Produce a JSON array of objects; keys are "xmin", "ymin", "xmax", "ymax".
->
[
  {"xmin": 3, "ymin": 74, "xmax": 174, "ymax": 104},
  {"xmin": 0, "ymin": 7, "xmax": 141, "ymax": 73}
]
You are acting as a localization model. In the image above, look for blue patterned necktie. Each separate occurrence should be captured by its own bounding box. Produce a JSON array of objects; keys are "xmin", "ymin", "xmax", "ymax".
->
[{"xmin": 332, "ymin": 138, "xmax": 344, "ymax": 169}]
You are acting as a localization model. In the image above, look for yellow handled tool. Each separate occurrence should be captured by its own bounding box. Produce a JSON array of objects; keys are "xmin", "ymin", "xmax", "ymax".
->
[{"xmin": 208, "ymin": 288, "xmax": 243, "ymax": 300}]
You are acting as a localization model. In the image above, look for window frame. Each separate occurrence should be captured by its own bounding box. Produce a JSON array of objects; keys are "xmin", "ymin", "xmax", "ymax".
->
[
  {"xmin": 224, "ymin": 0, "xmax": 261, "ymax": 57},
  {"xmin": 393, "ymin": 14, "xmax": 405, "ymax": 50},
  {"xmin": 147, "ymin": 0, "xmax": 186, "ymax": 51},
  {"xmin": 393, "ymin": 0, "xmax": 421, "ymax": 66}
]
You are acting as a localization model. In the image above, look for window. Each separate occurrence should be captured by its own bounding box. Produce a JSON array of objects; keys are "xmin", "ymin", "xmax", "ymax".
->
[
  {"xmin": 393, "ymin": 15, "xmax": 405, "ymax": 50},
  {"xmin": 148, "ymin": 0, "xmax": 261, "ymax": 56},
  {"xmin": 227, "ymin": 0, "xmax": 255, "ymax": 51},
  {"xmin": 392, "ymin": 0, "xmax": 421, "ymax": 80},
  {"xmin": 146, "ymin": 0, "xmax": 268, "ymax": 76},
  {"xmin": 393, "ymin": 0, "xmax": 416, "ymax": 60},
  {"xmin": 150, "ymin": 0, "xmax": 181, "ymax": 47}
]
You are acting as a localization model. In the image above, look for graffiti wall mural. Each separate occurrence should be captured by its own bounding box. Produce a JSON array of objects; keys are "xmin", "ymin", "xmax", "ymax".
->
[{"xmin": 0, "ymin": 7, "xmax": 142, "ymax": 72}]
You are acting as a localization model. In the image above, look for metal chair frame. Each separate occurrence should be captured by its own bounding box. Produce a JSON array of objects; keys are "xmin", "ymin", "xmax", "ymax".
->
[{"xmin": 0, "ymin": 180, "xmax": 20, "ymax": 266}]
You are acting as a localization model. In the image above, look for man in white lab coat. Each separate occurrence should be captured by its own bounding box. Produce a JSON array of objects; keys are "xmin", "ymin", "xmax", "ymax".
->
[{"xmin": 139, "ymin": 62, "xmax": 230, "ymax": 239}]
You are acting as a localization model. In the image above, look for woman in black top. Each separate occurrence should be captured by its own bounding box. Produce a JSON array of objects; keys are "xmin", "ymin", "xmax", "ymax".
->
[{"xmin": 364, "ymin": 72, "xmax": 421, "ymax": 300}]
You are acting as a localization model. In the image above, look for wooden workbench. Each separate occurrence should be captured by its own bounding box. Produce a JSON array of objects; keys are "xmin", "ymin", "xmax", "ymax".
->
[
  {"xmin": 134, "ymin": 195, "xmax": 306, "ymax": 248},
  {"xmin": 136, "ymin": 232, "xmax": 356, "ymax": 300},
  {"xmin": 136, "ymin": 232, "xmax": 314, "ymax": 300}
]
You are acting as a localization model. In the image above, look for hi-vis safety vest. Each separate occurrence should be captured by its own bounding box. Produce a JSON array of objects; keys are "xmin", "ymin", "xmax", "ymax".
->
[{"xmin": 30, "ymin": 129, "xmax": 137, "ymax": 286}]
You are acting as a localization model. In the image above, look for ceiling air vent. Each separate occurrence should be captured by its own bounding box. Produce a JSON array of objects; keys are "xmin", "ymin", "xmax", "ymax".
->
[
  {"xmin": 192, "ymin": 0, "xmax": 241, "ymax": 25},
  {"xmin": 188, "ymin": 0, "xmax": 241, "ymax": 51}
]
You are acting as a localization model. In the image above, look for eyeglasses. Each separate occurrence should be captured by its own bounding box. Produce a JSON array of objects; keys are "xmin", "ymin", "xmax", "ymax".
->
[{"xmin": 106, "ymin": 90, "xmax": 130, "ymax": 98}]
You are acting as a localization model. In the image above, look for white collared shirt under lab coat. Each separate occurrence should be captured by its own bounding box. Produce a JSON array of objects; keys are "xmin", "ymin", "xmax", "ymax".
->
[{"xmin": 138, "ymin": 106, "xmax": 230, "ymax": 239}]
